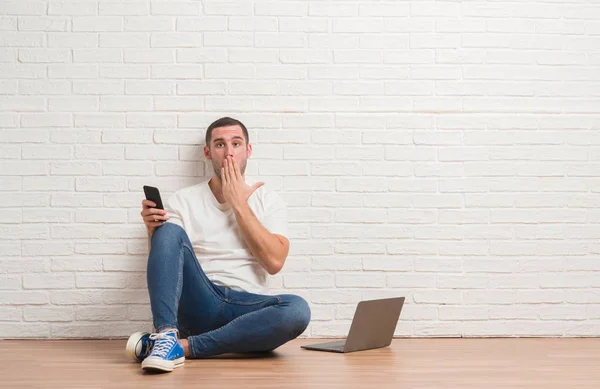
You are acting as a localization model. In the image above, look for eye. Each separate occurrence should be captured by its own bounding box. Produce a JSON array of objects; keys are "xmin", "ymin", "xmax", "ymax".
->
[
  {"xmin": 215, "ymin": 143, "xmax": 223, "ymax": 148},
  {"xmin": 233, "ymin": 142, "xmax": 241, "ymax": 147}
]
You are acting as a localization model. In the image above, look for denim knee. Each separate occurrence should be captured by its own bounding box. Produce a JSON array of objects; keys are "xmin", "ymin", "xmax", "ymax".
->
[
  {"xmin": 283, "ymin": 294, "xmax": 311, "ymax": 336},
  {"xmin": 152, "ymin": 221, "xmax": 186, "ymax": 242}
]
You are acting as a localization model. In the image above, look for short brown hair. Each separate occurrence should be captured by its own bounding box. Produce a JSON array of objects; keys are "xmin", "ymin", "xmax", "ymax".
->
[{"xmin": 205, "ymin": 117, "xmax": 249, "ymax": 146}]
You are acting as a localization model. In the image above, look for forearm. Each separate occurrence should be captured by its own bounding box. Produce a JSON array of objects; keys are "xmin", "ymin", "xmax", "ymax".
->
[{"xmin": 233, "ymin": 203, "xmax": 287, "ymax": 275}]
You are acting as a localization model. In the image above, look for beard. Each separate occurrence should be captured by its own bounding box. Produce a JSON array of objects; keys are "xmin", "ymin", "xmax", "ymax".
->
[{"xmin": 212, "ymin": 158, "xmax": 247, "ymax": 179}]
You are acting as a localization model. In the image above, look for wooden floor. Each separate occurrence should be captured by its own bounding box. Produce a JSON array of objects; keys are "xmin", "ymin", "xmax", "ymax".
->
[{"xmin": 1, "ymin": 338, "xmax": 599, "ymax": 389}]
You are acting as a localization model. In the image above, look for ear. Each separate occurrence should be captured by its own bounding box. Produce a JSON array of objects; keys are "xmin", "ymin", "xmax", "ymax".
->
[
  {"xmin": 204, "ymin": 145, "xmax": 212, "ymax": 160},
  {"xmin": 246, "ymin": 143, "xmax": 252, "ymax": 158}
]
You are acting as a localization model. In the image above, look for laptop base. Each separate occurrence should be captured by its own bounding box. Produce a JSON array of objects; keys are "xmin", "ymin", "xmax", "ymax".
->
[{"xmin": 301, "ymin": 340, "xmax": 346, "ymax": 353}]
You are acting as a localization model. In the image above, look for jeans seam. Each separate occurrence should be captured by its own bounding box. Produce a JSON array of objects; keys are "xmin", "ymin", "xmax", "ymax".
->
[
  {"xmin": 181, "ymin": 241, "xmax": 228, "ymax": 304},
  {"xmin": 224, "ymin": 295, "xmax": 282, "ymax": 306},
  {"xmin": 170, "ymin": 245, "xmax": 185, "ymax": 329}
]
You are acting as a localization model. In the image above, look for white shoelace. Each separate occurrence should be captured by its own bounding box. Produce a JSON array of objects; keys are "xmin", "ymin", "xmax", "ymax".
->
[{"xmin": 148, "ymin": 329, "xmax": 178, "ymax": 358}]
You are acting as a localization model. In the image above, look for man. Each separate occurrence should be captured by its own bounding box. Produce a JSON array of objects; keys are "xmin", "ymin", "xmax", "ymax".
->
[{"xmin": 125, "ymin": 117, "xmax": 311, "ymax": 373}]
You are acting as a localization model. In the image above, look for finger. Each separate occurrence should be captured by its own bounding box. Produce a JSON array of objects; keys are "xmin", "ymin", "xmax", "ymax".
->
[
  {"xmin": 223, "ymin": 157, "xmax": 229, "ymax": 182},
  {"xmin": 221, "ymin": 166, "xmax": 227, "ymax": 184},
  {"xmin": 144, "ymin": 217, "xmax": 169, "ymax": 225},
  {"xmin": 142, "ymin": 208, "xmax": 165, "ymax": 217},
  {"xmin": 225, "ymin": 157, "xmax": 233, "ymax": 183},
  {"xmin": 142, "ymin": 200, "xmax": 156, "ymax": 208},
  {"xmin": 226, "ymin": 157, "xmax": 234, "ymax": 182},
  {"xmin": 232, "ymin": 158, "xmax": 242, "ymax": 179},
  {"xmin": 145, "ymin": 215, "xmax": 169, "ymax": 223}
]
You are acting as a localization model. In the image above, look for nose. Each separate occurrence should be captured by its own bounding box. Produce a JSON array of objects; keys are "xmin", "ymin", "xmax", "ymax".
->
[{"xmin": 224, "ymin": 144, "xmax": 234, "ymax": 157}]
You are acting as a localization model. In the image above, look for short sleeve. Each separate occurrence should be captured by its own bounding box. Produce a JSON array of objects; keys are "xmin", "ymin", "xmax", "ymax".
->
[
  {"xmin": 164, "ymin": 193, "xmax": 185, "ymax": 229},
  {"xmin": 261, "ymin": 190, "xmax": 288, "ymax": 238}
]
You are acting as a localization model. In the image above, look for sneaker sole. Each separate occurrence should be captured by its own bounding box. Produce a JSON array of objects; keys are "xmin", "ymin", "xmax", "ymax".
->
[
  {"xmin": 142, "ymin": 356, "xmax": 185, "ymax": 372},
  {"xmin": 125, "ymin": 331, "xmax": 149, "ymax": 362}
]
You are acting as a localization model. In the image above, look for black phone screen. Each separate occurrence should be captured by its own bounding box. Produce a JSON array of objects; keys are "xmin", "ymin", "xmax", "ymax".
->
[{"xmin": 143, "ymin": 185, "xmax": 164, "ymax": 210}]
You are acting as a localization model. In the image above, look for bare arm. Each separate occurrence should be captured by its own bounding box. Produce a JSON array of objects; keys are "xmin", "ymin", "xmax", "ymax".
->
[
  {"xmin": 233, "ymin": 203, "xmax": 289, "ymax": 275},
  {"xmin": 147, "ymin": 230, "xmax": 153, "ymax": 252}
]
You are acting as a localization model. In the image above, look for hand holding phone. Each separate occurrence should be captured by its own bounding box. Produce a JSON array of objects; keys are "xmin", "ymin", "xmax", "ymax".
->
[{"xmin": 141, "ymin": 185, "xmax": 169, "ymax": 234}]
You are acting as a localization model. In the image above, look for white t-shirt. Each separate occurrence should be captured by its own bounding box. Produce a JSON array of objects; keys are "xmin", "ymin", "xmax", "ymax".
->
[{"xmin": 164, "ymin": 178, "xmax": 288, "ymax": 295}]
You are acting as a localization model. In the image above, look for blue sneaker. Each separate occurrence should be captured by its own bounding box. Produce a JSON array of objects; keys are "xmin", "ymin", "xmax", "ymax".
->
[
  {"xmin": 125, "ymin": 332, "xmax": 154, "ymax": 362},
  {"xmin": 141, "ymin": 329, "xmax": 185, "ymax": 372}
]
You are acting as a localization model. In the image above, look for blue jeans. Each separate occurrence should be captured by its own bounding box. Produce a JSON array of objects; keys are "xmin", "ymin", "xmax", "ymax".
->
[{"xmin": 147, "ymin": 222, "xmax": 311, "ymax": 358}]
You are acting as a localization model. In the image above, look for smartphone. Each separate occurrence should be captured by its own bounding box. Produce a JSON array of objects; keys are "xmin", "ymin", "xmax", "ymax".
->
[{"xmin": 143, "ymin": 185, "xmax": 164, "ymax": 210}]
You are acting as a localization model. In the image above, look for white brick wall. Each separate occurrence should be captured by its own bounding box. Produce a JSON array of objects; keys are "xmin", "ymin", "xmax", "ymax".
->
[{"xmin": 1, "ymin": 0, "xmax": 600, "ymax": 339}]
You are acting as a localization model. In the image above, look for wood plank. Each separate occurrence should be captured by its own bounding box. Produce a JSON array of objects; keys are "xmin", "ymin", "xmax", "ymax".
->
[{"xmin": 1, "ymin": 338, "xmax": 599, "ymax": 389}]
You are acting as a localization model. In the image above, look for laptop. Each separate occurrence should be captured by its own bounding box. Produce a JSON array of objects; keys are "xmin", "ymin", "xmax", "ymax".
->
[{"xmin": 301, "ymin": 297, "xmax": 405, "ymax": 353}]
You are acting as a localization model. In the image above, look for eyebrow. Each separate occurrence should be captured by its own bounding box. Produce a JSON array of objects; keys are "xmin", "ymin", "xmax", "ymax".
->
[{"xmin": 212, "ymin": 136, "xmax": 244, "ymax": 143}]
